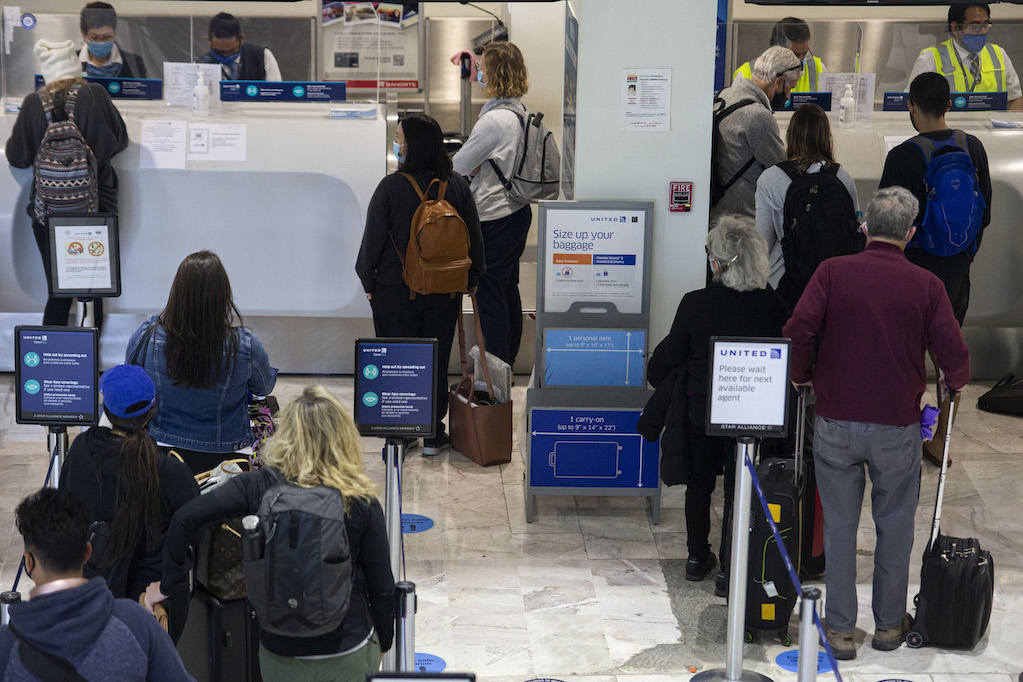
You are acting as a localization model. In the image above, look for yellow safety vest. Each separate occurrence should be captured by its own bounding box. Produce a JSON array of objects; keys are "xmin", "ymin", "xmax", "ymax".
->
[
  {"xmin": 732, "ymin": 56, "xmax": 823, "ymax": 92},
  {"xmin": 924, "ymin": 38, "xmax": 1006, "ymax": 93}
]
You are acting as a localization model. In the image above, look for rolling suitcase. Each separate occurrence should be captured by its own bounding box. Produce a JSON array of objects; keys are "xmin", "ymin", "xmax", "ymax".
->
[
  {"xmin": 907, "ymin": 392, "xmax": 995, "ymax": 649},
  {"xmin": 177, "ymin": 584, "xmax": 263, "ymax": 682},
  {"xmin": 745, "ymin": 434, "xmax": 805, "ymax": 645},
  {"xmin": 795, "ymin": 390, "xmax": 826, "ymax": 578}
]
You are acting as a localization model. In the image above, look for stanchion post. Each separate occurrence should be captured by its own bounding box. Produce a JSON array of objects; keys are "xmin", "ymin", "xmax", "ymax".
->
[
  {"xmin": 693, "ymin": 437, "xmax": 774, "ymax": 682},
  {"xmin": 395, "ymin": 581, "xmax": 416, "ymax": 672},
  {"xmin": 382, "ymin": 438, "xmax": 405, "ymax": 672},
  {"xmin": 78, "ymin": 299, "xmax": 95, "ymax": 329},
  {"xmin": 1, "ymin": 591, "xmax": 21, "ymax": 626},
  {"xmin": 47, "ymin": 427, "xmax": 68, "ymax": 489},
  {"xmin": 797, "ymin": 587, "xmax": 821, "ymax": 682}
]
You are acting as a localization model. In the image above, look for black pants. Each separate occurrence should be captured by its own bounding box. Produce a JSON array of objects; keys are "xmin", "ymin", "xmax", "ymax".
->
[
  {"xmin": 32, "ymin": 220, "xmax": 103, "ymax": 328},
  {"xmin": 370, "ymin": 283, "xmax": 461, "ymax": 437},
  {"xmin": 476, "ymin": 205, "xmax": 532, "ymax": 365},
  {"xmin": 941, "ymin": 269, "xmax": 971, "ymax": 326},
  {"xmin": 684, "ymin": 421, "xmax": 736, "ymax": 567}
]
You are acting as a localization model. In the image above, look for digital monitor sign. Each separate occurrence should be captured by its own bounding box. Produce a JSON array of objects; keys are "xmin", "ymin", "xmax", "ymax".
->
[
  {"xmin": 15, "ymin": 326, "xmax": 99, "ymax": 426},
  {"xmin": 354, "ymin": 338, "xmax": 437, "ymax": 440}
]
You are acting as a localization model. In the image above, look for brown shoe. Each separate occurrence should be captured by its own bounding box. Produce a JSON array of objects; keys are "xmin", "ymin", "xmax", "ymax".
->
[
  {"xmin": 823, "ymin": 627, "xmax": 856, "ymax": 660},
  {"xmin": 872, "ymin": 613, "xmax": 914, "ymax": 651}
]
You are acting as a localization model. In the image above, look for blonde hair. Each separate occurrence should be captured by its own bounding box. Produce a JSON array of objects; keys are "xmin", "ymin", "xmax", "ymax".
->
[
  {"xmin": 482, "ymin": 41, "xmax": 528, "ymax": 100},
  {"xmin": 260, "ymin": 386, "xmax": 378, "ymax": 511}
]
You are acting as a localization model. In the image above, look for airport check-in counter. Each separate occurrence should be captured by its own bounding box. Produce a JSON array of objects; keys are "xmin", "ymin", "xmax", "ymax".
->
[
  {"xmin": 780, "ymin": 110, "xmax": 1023, "ymax": 380},
  {"xmin": 0, "ymin": 100, "xmax": 387, "ymax": 373}
]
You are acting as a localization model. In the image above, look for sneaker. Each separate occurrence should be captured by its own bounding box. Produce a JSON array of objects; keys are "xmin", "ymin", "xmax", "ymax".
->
[
  {"xmin": 422, "ymin": 432, "xmax": 451, "ymax": 456},
  {"xmin": 685, "ymin": 553, "xmax": 717, "ymax": 581},
  {"xmin": 872, "ymin": 613, "xmax": 914, "ymax": 651},
  {"xmin": 823, "ymin": 627, "xmax": 857, "ymax": 660},
  {"xmin": 714, "ymin": 570, "xmax": 728, "ymax": 598}
]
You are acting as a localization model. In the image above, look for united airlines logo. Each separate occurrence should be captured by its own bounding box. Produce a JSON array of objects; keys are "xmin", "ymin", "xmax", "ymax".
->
[{"xmin": 770, "ymin": 348, "xmax": 782, "ymax": 359}]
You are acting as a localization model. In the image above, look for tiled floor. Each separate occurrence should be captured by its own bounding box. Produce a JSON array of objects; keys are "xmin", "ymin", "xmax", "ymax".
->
[{"xmin": 1, "ymin": 373, "xmax": 1022, "ymax": 682}]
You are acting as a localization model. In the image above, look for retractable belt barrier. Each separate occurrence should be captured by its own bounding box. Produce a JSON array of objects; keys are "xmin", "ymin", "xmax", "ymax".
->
[{"xmin": 745, "ymin": 451, "xmax": 844, "ymax": 682}]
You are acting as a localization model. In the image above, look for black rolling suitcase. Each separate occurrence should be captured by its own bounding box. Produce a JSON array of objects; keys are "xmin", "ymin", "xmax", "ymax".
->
[
  {"xmin": 796, "ymin": 391, "xmax": 826, "ymax": 578},
  {"xmin": 177, "ymin": 585, "xmax": 263, "ymax": 682},
  {"xmin": 745, "ymin": 448, "xmax": 804, "ymax": 645},
  {"xmin": 907, "ymin": 393, "xmax": 995, "ymax": 649}
]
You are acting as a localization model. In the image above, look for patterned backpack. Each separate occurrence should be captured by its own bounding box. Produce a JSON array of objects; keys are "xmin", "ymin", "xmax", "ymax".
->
[{"xmin": 33, "ymin": 84, "xmax": 99, "ymax": 223}]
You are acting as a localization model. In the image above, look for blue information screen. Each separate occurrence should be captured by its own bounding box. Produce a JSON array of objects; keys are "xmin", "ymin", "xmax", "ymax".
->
[
  {"xmin": 15, "ymin": 326, "xmax": 98, "ymax": 426},
  {"xmin": 529, "ymin": 408, "xmax": 658, "ymax": 489},
  {"xmin": 220, "ymin": 81, "xmax": 346, "ymax": 102},
  {"xmin": 354, "ymin": 339, "xmax": 437, "ymax": 439},
  {"xmin": 543, "ymin": 329, "xmax": 645, "ymax": 387}
]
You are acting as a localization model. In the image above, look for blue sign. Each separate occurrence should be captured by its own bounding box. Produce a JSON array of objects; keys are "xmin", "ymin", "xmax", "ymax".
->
[
  {"xmin": 543, "ymin": 329, "xmax": 644, "ymax": 387},
  {"xmin": 413, "ymin": 653, "xmax": 446, "ymax": 673},
  {"xmin": 774, "ymin": 650, "xmax": 833, "ymax": 673},
  {"xmin": 34, "ymin": 75, "xmax": 162, "ymax": 100},
  {"xmin": 950, "ymin": 91, "xmax": 1007, "ymax": 111},
  {"xmin": 401, "ymin": 513, "xmax": 434, "ymax": 534},
  {"xmin": 354, "ymin": 339, "xmax": 436, "ymax": 438},
  {"xmin": 220, "ymin": 80, "xmax": 346, "ymax": 102},
  {"xmin": 883, "ymin": 92, "xmax": 910, "ymax": 111},
  {"xmin": 530, "ymin": 408, "xmax": 658, "ymax": 488},
  {"xmin": 16, "ymin": 328, "xmax": 97, "ymax": 425},
  {"xmin": 790, "ymin": 92, "xmax": 832, "ymax": 111}
]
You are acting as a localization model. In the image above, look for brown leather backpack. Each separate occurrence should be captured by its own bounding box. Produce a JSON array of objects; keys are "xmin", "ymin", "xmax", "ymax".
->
[{"xmin": 394, "ymin": 172, "xmax": 472, "ymax": 297}]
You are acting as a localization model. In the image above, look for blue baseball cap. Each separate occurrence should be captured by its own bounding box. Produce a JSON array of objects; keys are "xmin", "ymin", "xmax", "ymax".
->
[{"xmin": 100, "ymin": 364, "xmax": 156, "ymax": 419}]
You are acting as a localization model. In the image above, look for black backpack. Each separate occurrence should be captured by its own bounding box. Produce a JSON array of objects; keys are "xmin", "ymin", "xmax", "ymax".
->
[
  {"xmin": 710, "ymin": 96, "xmax": 757, "ymax": 208},
  {"xmin": 778, "ymin": 161, "xmax": 863, "ymax": 304}
]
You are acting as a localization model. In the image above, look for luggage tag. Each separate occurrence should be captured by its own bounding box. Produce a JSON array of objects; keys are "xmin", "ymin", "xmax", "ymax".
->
[{"xmin": 764, "ymin": 581, "xmax": 779, "ymax": 598}]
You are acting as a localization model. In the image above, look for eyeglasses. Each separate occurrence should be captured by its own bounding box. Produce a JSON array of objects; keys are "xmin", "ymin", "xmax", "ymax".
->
[
  {"xmin": 85, "ymin": 32, "xmax": 115, "ymax": 43},
  {"xmin": 959, "ymin": 22, "xmax": 993, "ymax": 35},
  {"xmin": 705, "ymin": 245, "xmax": 739, "ymax": 267}
]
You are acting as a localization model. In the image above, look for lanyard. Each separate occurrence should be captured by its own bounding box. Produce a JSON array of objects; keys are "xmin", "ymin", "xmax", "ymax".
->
[{"xmin": 952, "ymin": 45, "xmax": 982, "ymax": 93}]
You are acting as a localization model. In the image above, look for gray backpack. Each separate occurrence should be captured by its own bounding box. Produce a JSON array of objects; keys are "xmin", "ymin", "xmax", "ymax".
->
[
  {"xmin": 487, "ymin": 102, "xmax": 561, "ymax": 202},
  {"xmin": 243, "ymin": 467, "xmax": 353, "ymax": 637},
  {"xmin": 34, "ymin": 85, "xmax": 99, "ymax": 223}
]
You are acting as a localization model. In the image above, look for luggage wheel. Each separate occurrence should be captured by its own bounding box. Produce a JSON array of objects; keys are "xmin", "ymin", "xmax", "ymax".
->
[
  {"xmin": 913, "ymin": 594, "xmax": 920, "ymax": 607},
  {"xmin": 905, "ymin": 630, "xmax": 923, "ymax": 648},
  {"xmin": 779, "ymin": 632, "xmax": 792, "ymax": 647},
  {"xmin": 744, "ymin": 629, "xmax": 754, "ymax": 643}
]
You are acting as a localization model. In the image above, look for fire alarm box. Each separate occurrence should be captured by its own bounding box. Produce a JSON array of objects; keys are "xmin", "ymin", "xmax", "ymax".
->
[{"xmin": 669, "ymin": 182, "xmax": 692, "ymax": 212}]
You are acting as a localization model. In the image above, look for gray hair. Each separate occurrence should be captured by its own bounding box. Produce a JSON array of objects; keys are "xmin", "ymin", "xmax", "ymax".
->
[
  {"xmin": 752, "ymin": 45, "xmax": 802, "ymax": 86},
  {"xmin": 707, "ymin": 215, "xmax": 770, "ymax": 292},
  {"xmin": 864, "ymin": 186, "xmax": 919, "ymax": 241}
]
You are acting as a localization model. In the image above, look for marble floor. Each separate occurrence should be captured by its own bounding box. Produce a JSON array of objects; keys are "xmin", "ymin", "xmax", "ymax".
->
[{"xmin": 1, "ymin": 373, "xmax": 1022, "ymax": 682}]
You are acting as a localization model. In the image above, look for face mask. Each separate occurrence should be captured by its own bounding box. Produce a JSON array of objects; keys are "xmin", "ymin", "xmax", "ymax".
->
[
  {"xmin": 477, "ymin": 69, "xmax": 485, "ymax": 86},
  {"xmin": 771, "ymin": 90, "xmax": 789, "ymax": 110},
  {"xmin": 393, "ymin": 141, "xmax": 406, "ymax": 164},
  {"xmin": 87, "ymin": 40, "xmax": 114, "ymax": 59},
  {"xmin": 210, "ymin": 49, "xmax": 240, "ymax": 66},
  {"xmin": 961, "ymin": 34, "xmax": 988, "ymax": 53}
]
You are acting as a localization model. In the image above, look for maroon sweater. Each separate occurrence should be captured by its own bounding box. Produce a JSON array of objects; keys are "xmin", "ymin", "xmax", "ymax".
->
[{"xmin": 783, "ymin": 241, "xmax": 970, "ymax": 426}]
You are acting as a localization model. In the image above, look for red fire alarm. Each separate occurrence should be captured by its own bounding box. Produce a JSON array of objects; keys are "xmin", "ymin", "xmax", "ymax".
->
[{"xmin": 669, "ymin": 182, "xmax": 693, "ymax": 212}]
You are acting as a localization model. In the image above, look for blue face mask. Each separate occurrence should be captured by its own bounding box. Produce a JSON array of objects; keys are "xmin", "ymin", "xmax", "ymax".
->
[
  {"xmin": 87, "ymin": 40, "xmax": 114, "ymax": 59},
  {"xmin": 209, "ymin": 49, "xmax": 240, "ymax": 66},
  {"xmin": 393, "ymin": 141, "xmax": 406, "ymax": 164},
  {"xmin": 961, "ymin": 34, "xmax": 988, "ymax": 53},
  {"xmin": 477, "ymin": 69, "xmax": 485, "ymax": 86}
]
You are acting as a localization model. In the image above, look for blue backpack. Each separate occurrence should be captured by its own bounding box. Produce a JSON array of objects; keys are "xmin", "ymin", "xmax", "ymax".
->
[{"xmin": 909, "ymin": 130, "xmax": 986, "ymax": 257}]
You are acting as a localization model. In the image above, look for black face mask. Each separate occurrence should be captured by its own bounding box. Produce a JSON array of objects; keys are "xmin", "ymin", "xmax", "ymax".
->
[{"xmin": 771, "ymin": 90, "xmax": 789, "ymax": 110}]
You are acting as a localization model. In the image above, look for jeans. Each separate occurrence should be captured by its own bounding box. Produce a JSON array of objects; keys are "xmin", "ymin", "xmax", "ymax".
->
[
  {"xmin": 476, "ymin": 205, "xmax": 532, "ymax": 365},
  {"xmin": 813, "ymin": 415, "xmax": 921, "ymax": 632}
]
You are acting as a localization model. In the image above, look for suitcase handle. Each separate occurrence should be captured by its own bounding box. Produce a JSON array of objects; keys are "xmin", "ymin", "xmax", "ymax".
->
[
  {"xmin": 792, "ymin": 386, "xmax": 807, "ymax": 486},
  {"xmin": 927, "ymin": 391, "xmax": 957, "ymax": 554}
]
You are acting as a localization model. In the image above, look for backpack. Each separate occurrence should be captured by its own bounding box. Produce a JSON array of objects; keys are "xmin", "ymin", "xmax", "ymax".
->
[
  {"xmin": 710, "ymin": 96, "xmax": 757, "ymax": 208},
  {"xmin": 909, "ymin": 130, "xmax": 986, "ymax": 258},
  {"xmin": 486, "ymin": 102, "xmax": 560, "ymax": 202},
  {"xmin": 778, "ymin": 161, "xmax": 864, "ymax": 297},
  {"xmin": 82, "ymin": 520, "xmax": 131, "ymax": 598},
  {"xmin": 393, "ymin": 172, "xmax": 472, "ymax": 297},
  {"xmin": 33, "ymin": 85, "xmax": 99, "ymax": 224},
  {"xmin": 243, "ymin": 467, "xmax": 353, "ymax": 638}
]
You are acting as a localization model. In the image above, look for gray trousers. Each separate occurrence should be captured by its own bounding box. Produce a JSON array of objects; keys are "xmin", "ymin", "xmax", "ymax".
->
[{"xmin": 813, "ymin": 415, "xmax": 921, "ymax": 632}]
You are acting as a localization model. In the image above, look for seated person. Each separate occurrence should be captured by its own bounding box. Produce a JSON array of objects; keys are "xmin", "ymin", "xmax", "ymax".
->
[
  {"xmin": 79, "ymin": 1, "xmax": 146, "ymax": 78},
  {"xmin": 199, "ymin": 12, "xmax": 282, "ymax": 82},
  {"xmin": 733, "ymin": 17, "xmax": 826, "ymax": 93},
  {"xmin": 908, "ymin": 3, "xmax": 1023, "ymax": 110},
  {"xmin": 60, "ymin": 364, "xmax": 200, "ymax": 643},
  {"xmin": 0, "ymin": 488, "xmax": 192, "ymax": 681}
]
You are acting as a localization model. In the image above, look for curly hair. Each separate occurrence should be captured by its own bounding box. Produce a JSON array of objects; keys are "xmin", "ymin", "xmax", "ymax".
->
[{"xmin": 482, "ymin": 41, "xmax": 528, "ymax": 100}]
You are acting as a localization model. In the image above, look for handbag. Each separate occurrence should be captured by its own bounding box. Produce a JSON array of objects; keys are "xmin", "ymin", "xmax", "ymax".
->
[
  {"xmin": 193, "ymin": 459, "xmax": 251, "ymax": 601},
  {"xmin": 448, "ymin": 292, "xmax": 513, "ymax": 467}
]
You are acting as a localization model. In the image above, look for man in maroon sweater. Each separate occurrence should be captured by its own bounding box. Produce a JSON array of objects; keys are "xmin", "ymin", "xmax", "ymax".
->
[{"xmin": 783, "ymin": 186, "xmax": 970, "ymax": 660}]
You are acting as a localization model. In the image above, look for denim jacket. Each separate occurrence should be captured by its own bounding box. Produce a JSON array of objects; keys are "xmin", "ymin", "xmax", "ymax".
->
[{"xmin": 125, "ymin": 315, "xmax": 277, "ymax": 452}]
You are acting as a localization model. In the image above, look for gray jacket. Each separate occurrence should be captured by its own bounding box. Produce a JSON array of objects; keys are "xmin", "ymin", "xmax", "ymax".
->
[
  {"xmin": 710, "ymin": 78, "xmax": 785, "ymax": 221},
  {"xmin": 452, "ymin": 98, "xmax": 527, "ymax": 222}
]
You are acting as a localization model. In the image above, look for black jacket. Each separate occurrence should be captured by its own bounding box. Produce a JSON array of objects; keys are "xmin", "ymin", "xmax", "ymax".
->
[
  {"xmin": 200, "ymin": 42, "xmax": 268, "ymax": 81},
  {"xmin": 59, "ymin": 427, "xmax": 200, "ymax": 597},
  {"xmin": 115, "ymin": 47, "xmax": 147, "ymax": 79},
  {"xmin": 5, "ymin": 82, "xmax": 128, "ymax": 217},
  {"xmin": 161, "ymin": 466, "xmax": 396, "ymax": 657}
]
